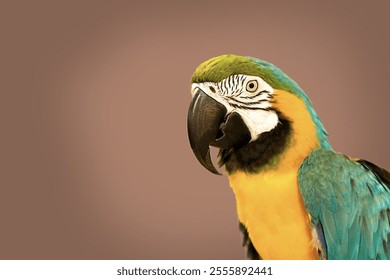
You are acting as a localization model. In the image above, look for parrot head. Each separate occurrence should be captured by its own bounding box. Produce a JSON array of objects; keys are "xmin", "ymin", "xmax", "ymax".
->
[{"xmin": 187, "ymin": 54, "xmax": 330, "ymax": 175}]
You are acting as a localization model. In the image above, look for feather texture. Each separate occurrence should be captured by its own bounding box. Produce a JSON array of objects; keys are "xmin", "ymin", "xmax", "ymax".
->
[{"xmin": 299, "ymin": 148, "xmax": 390, "ymax": 259}]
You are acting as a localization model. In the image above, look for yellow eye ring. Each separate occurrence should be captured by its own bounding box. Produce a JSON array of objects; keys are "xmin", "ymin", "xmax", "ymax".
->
[{"xmin": 246, "ymin": 80, "xmax": 258, "ymax": 93}]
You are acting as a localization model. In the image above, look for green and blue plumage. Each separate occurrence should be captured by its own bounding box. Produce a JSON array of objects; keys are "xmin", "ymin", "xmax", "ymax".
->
[{"xmin": 299, "ymin": 149, "xmax": 390, "ymax": 259}]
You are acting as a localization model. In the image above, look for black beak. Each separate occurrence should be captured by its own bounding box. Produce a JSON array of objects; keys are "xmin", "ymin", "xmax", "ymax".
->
[
  {"xmin": 187, "ymin": 88, "xmax": 251, "ymax": 175},
  {"xmin": 187, "ymin": 89, "xmax": 226, "ymax": 174}
]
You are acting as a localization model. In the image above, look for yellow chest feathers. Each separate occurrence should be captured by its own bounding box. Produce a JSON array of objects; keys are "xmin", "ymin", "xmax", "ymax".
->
[{"xmin": 229, "ymin": 170, "xmax": 319, "ymax": 260}]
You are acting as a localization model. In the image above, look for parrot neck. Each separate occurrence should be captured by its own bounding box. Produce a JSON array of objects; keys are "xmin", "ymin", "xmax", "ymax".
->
[
  {"xmin": 219, "ymin": 89, "xmax": 330, "ymax": 174},
  {"xmin": 226, "ymin": 90, "xmax": 329, "ymax": 259}
]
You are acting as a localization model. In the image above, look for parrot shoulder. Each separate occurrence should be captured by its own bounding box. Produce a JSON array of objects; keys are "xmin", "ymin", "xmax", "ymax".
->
[{"xmin": 298, "ymin": 148, "xmax": 390, "ymax": 259}]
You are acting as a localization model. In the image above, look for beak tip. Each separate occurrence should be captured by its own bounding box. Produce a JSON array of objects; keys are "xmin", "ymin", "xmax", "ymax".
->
[
  {"xmin": 206, "ymin": 164, "xmax": 222, "ymax": 175},
  {"xmin": 193, "ymin": 148, "xmax": 222, "ymax": 175}
]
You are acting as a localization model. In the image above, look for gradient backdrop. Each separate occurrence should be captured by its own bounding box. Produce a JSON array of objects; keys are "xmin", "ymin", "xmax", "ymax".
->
[{"xmin": 1, "ymin": 0, "xmax": 389, "ymax": 259}]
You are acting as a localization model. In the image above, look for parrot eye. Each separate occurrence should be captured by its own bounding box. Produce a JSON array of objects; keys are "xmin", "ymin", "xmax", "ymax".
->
[{"xmin": 246, "ymin": 80, "xmax": 258, "ymax": 93}]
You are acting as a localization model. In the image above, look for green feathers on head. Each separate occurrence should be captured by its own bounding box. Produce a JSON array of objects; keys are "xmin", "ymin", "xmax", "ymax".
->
[
  {"xmin": 192, "ymin": 54, "xmax": 300, "ymax": 94},
  {"xmin": 192, "ymin": 55, "xmax": 261, "ymax": 83}
]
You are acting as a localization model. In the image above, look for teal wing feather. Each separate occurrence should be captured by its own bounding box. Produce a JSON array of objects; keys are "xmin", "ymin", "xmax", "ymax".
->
[{"xmin": 298, "ymin": 148, "xmax": 390, "ymax": 259}]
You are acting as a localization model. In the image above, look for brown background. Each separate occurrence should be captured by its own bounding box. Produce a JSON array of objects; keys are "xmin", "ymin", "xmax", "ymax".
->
[{"xmin": 1, "ymin": 0, "xmax": 389, "ymax": 259}]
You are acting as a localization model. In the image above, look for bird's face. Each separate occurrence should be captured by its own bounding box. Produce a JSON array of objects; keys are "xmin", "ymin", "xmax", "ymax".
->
[
  {"xmin": 187, "ymin": 54, "xmax": 329, "ymax": 175},
  {"xmin": 188, "ymin": 73, "xmax": 279, "ymax": 174}
]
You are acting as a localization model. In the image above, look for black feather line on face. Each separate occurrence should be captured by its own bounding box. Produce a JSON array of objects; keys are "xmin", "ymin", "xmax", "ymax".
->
[
  {"xmin": 239, "ymin": 90, "xmax": 270, "ymax": 99},
  {"xmin": 227, "ymin": 96, "xmax": 268, "ymax": 106},
  {"xmin": 218, "ymin": 115, "xmax": 292, "ymax": 174},
  {"xmin": 228, "ymin": 103, "xmax": 271, "ymax": 111}
]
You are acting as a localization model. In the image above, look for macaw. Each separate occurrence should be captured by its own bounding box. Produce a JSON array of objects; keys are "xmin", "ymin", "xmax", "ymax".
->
[{"xmin": 187, "ymin": 54, "xmax": 390, "ymax": 260}]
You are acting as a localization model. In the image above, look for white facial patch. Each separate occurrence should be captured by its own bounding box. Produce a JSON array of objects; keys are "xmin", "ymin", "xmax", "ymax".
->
[
  {"xmin": 191, "ymin": 75, "xmax": 279, "ymax": 141},
  {"xmin": 238, "ymin": 109, "xmax": 279, "ymax": 140}
]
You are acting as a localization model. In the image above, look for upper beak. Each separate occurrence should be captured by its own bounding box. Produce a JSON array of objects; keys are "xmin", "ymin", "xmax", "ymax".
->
[
  {"xmin": 187, "ymin": 88, "xmax": 226, "ymax": 174},
  {"xmin": 187, "ymin": 88, "xmax": 251, "ymax": 175}
]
